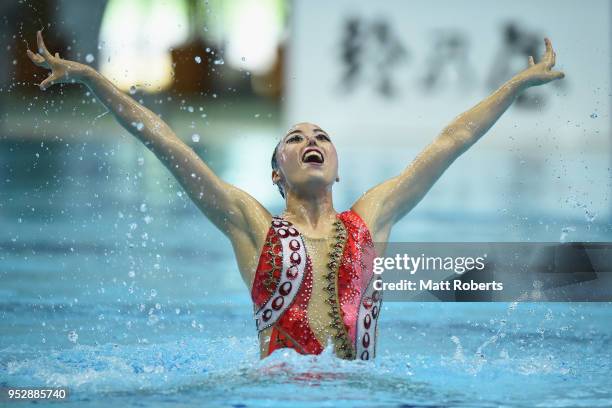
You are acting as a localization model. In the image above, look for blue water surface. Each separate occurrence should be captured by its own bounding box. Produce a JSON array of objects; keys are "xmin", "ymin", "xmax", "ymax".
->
[{"xmin": 1, "ymin": 138, "xmax": 611, "ymax": 407}]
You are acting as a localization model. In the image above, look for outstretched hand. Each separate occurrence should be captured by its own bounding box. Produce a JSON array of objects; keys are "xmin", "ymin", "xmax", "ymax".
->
[
  {"xmin": 26, "ymin": 30, "xmax": 90, "ymax": 90},
  {"xmin": 518, "ymin": 37, "xmax": 565, "ymax": 87}
]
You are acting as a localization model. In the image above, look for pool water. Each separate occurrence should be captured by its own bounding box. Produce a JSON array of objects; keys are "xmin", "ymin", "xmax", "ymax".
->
[{"xmin": 1, "ymin": 138, "xmax": 611, "ymax": 407}]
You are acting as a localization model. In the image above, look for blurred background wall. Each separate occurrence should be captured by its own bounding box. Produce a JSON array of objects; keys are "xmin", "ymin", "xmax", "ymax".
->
[{"xmin": 286, "ymin": 0, "xmax": 611, "ymax": 225}]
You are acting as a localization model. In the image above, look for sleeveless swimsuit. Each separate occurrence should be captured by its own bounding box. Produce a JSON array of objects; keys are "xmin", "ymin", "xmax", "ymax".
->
[{"xmin": 250, "ymin": 210, "xmax": 382, "ymax": 360}]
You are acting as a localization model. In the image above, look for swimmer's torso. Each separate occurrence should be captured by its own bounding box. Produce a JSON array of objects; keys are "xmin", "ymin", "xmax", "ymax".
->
[
  {"xmin": 250, "ymin": 210, "xmax": 382, "ymax": 360},
  {"xmin": 257, "ymin": 236, "xmax": 335, "ymax": 355}
]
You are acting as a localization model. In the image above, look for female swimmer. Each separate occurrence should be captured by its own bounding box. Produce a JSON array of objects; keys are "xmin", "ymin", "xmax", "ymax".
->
[{"xmin": 27, "ymin": 31, "xmax": 564, "ymax": 360}]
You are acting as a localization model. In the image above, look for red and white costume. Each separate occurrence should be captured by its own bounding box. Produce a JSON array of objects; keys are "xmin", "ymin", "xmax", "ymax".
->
[{"xmin": 251, "ymin": 210, "xmax": 382, "ymax": 360}]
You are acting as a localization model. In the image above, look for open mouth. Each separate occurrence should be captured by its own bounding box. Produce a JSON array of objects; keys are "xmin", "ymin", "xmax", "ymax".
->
[{"xmin": 301, "ymin": 148, "xmax": 324, "ymax": 165}]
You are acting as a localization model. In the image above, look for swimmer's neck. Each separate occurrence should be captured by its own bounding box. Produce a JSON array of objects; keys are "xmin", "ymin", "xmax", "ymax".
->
[{"xmin": 282, "ymin": 189, "xmax": 337, "ymax": 232}]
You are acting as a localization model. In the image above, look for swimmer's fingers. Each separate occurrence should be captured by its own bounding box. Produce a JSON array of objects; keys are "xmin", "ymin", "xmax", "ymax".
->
[
  {"xmin": 26, "ymin": 49, "xmax": 50, "ymax": 69},
  {"xmin": 543, "ymin": 37, "xmax": 552, "ymax": 57},
  {"xmin": 527, "ymin": 55, "xmax": 535, "ymax": 67},
  {"xmin": 39, "ymin": 72, "xmax": 61, "ymax": 91},
  {"xmin": 548, "ymin": 69, "xmax": 565, "ymax": 80},
  {"xmin": 36, "ymin": 30, "xmax": 54, "ymax": 60},
  {"xmin": 543, "ymin": 37, "xmax": 556, "ymax": 68}
]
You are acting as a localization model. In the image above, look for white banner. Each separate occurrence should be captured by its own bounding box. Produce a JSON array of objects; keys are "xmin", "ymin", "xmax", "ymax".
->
[{"xmin": 285, "ymin": 0, "xmax": 610, "ymax": 151}]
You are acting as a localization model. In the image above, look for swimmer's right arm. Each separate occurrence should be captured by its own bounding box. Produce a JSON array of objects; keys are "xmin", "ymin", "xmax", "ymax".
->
[{"xmin": 26, "ymin": 31, "xmax": 271, "ymax": 255}]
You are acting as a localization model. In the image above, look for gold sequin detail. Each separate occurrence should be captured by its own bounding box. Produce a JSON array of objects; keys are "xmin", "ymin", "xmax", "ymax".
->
[{"xmin": 263, "ymin": 235, "xmax": 282, "ymax": 293}]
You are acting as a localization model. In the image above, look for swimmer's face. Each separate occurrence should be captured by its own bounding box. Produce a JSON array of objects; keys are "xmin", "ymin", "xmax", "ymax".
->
[{"xmin": 273, "ymin": 122, "xmax": 339, "ymax": 197}]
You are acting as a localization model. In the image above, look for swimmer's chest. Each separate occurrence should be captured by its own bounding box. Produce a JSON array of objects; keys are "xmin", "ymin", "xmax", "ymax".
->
[{"xmin": 302, "ymin": 236, "xmax": 336, "ymax": 343}]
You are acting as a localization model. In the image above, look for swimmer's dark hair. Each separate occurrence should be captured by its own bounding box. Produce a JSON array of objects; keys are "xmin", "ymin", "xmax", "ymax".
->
[{"xmin": 271, "ymin": 141, "xmax": 285, "ymax": 198}]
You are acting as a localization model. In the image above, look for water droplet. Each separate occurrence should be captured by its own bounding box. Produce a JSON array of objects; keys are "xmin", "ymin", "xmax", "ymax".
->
[
  {"xmin": 254, "ymin": 113, "xmax": 260, "ymax": 118},
  {"xmin": 590, "ymin": 113, "xmax": 598, "ymax": 119},
  {"xmin": 213, "ymin": 57, "xmax": 224, "ymax": 65},
  {"xmin": 85, "ymin": 53, "xmax": 95, "ymax": 63},
  {"xmin": 129, "ymin": 85, "xmax": 137, "ymax": 95},
  {"xmin": 137, "ymin": 157, "xmax": 144, "ymax": 166},
  {"xmin": 194, "ymin": 56, "xmax": 202, "ymax": 64},
  {"xmin": 585, "ymin": 209, "xmax": 597, "ymax": 223},
  {"xmin": 67, "ymin": 330, "xmax": 78, "ymax": 343},
  {"xmin": 132, "ymin": 122, "xmax": 144, "ymax": 131},
  {"xmin": 241, "ymin": 57, "xmax": 246, "ymax": 62},
  {"xmin": 560, "ymin": 226, "xmax": 575, "ymax": 243},
  {"xmin": 150, "ymin": 289, "xmax": 157, "ymax": 298},
  {"xmin": 128, "ymin": 270, "xmax": 136, "ymax": 278},
  {"xmin": 191, "ymin": 133, "xmax": 200, "ymax": 143}
]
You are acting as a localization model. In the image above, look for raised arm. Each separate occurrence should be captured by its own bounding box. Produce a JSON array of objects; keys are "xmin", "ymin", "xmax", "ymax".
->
[
  {"xmin": 353, "ymin": 38, "xmax": 565, "ymax": 241},
  {"xmin": 27, "ymin": 31, "xmax": 271, "ymax": 283}
]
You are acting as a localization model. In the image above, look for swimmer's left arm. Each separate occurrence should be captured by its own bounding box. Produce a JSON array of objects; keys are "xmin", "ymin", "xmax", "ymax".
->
[{"xmin": 353, "ymin": 37, "xmax": 565, "ymax": 240}]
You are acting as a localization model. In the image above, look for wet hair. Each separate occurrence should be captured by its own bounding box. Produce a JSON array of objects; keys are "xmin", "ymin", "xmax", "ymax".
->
[{"xmin": 271, "ymin": 141, "xmax": 285, "ymax": 198}]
